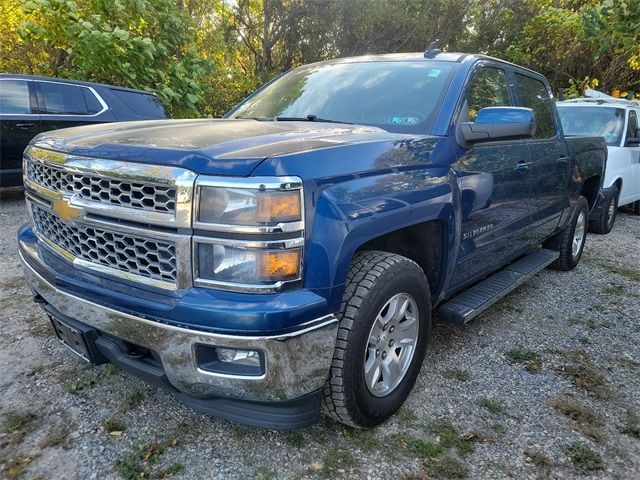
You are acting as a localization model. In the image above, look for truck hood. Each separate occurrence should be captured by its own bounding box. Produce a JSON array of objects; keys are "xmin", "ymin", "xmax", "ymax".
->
[{"xmin": 32, "ymin": 119, "xmax": 407, "ymax": 176}]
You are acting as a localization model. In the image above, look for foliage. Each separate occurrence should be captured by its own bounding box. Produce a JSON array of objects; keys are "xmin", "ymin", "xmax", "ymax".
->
[
  {"xmin": 1, "ymin": 0, "xmax": 639, "ymax": 118},
  {"xmin": 17, "ymin": 0, "xmax": 212, "ymax": 117}
]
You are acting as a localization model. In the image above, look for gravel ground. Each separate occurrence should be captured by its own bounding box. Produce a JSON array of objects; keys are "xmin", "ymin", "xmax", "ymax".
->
[{"xmin": 1, "ymin": 188, "xmax": 639, "ymax": 480}]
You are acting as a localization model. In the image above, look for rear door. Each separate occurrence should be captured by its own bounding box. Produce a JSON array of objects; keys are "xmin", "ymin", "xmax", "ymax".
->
[
  {"xmin": 621, "ymin": 108, "xmax": 640, "ymax": 204},
  {"xmin": 34, "ymin": 80, "xmax": 113, "ymax": 134},
  {"xmin": 451, "ymin": 63, "xmax": 535, "ymax": 287},
  {"xmin": 0, "ymin": 79, "xmax": 39, "ymax": 187},
  {"xmin": 515, "ymin": 72, "xmax": 568, "ymax": 243}
]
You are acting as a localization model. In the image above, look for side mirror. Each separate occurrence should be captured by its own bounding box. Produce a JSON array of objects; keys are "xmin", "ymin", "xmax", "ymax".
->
[{"xmin": 458, "ymin": 107, "xmax": 536, "ymax": 144}]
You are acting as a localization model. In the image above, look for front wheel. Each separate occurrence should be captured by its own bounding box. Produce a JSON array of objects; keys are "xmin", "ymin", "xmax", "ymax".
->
[
  {"xmin": 588, "ymin": 185, "xmax": 618, "ymax": 234},
  {"xmin": 546, "ymin": 196, "xmax": 589, "ymax": 271},
  {"xmin": 322, "ymin": 251, "xmax": 430, "ymax": 428}
]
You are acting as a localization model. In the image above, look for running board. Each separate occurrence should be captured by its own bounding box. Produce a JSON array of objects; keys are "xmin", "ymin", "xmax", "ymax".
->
[{"xmin": 438, "ymin": 249, "xmax": 559, "ymax": 325}]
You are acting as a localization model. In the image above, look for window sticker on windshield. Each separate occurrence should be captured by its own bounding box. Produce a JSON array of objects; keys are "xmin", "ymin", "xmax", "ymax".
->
[
  {"xmin": 388, "ymin": 117, "xmax": 420, "ymax": 125},
  {"xmin": 428, "ymin": 69, "xmax": 442, "ymax": 78}
]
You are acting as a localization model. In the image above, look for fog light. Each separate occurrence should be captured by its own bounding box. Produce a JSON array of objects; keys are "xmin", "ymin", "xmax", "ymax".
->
[
  {"xmin": 194, "ymin": 344, "xmax": 265, "ymax": 376},
  {"xmin": 217, "ymin": 348, "xmax": 261, "ymax": 367}
]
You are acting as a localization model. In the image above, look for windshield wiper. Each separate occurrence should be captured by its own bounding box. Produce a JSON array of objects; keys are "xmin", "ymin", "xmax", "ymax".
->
[{"xmin": 275, "ymin": 114, "xmax": 353, "ymax": 125}]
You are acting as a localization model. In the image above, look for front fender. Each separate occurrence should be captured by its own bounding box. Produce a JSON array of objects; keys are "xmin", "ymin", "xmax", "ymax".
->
[{"xmin": 304, "ymin": 167, "xmax": 457, "ymax": 311}]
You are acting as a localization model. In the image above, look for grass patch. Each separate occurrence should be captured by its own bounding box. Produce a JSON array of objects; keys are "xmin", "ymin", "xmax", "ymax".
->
[
  {"xmin": 397, "ymin": 407, "xmax": 417, "ymax": 424},
  {"xmin": 2, "ymin": 412, "xmax": 37, "ymax": 433},
  {"xmin": 40, "ymin": 423, "xmax": 70, "ymax": 448},
  {"xmin": 121, "ymin": 389, "xmax": 145, "ymax": 411},
  {"xmin": 320, "ymin": 447, "xmax": 360, "ymax": 477},
  {"xmin": 103, "ymin": 417, "xmax": 126, "ymax": 435},
  {"xmin": 342, "ymin": 426, "xmax": 378, "ymax": 452},
  {"xmin": 620, "ymin": 410, "xmax": 640, "ymax": 439},
  {"xmin": 475, "ymin": 397, "xmax": 506, "ymax": 415},
  {"xmin": 64, "ymin": 363, "xmax": 118, "ymax": 393},
  {"xmin": 114, "ymin": 438, "xmax": 178, "ymax": 480},
  {"xmin": 564, "ymin": 443, "xmax": 603, "ymax": 474},
  {"xmin": 3, "ymin": 455, "xmax": 37, "ymax": 479},
  {"xmin": 156, "ymin": 462, "xmax": 185, "ymax": 478},
  {"xmin": 426, "ymin": 455, "xmax": 469, "ymax": 479},
  {"xmin": 549, "ymin": 397, "xmax": 603, "ymax": 442},
  {"xmin": 555, "ymin": 350, "xmax": 616, "ymax": 400},
  {"xmin": 442, "ymin": 368, "xmax": 472, "ymax": 382},
  {"xmin": 286, "ymin": 431, "xmax": 306, "ymax": 448},
  {"xmin": 506, "ymin": 348, "xmax": 542, "ymax": 373},
  {"xmin": 584, "ymin": 257, "xmax": 640, "ymax": 282},
  {"xmin": 602, "ymin": 284, "xmax": 625, "ymax": 296},
  {"xmin": 524, "ymin": 449, "xmax": 555, "ymax": 476}
]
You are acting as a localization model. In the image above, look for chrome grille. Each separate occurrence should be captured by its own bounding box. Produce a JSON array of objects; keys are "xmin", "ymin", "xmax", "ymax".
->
[
  {"xmin": 26, "ymin": 159, "xmax": 176, "ymax": 213},
  {"xmin": 31, "ymin": 204, "xmax": 177, "ymax": 283}
]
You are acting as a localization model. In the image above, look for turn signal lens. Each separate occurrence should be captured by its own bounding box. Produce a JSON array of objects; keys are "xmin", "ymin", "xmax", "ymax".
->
[
  {"xmin": 257, "ymin": 191, "xmax": 301, "ymax": 223},
  {"xmin": 258, "ymin": 250, "xmax": 300, "ymax": 280}
]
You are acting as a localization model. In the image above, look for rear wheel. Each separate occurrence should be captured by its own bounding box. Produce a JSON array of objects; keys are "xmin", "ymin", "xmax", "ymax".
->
[
  {"xmin": 546, "ymin": 196, "xmax": 589, "ymax": 271},
  {"xmin": 588, "ymin": 185, "xmax": 618, "ymax": 234},
  {"xmin": 634, "ymin": 200, "xmax": 640, "ymax": 216},
  {"xmin": 322, "ymin": 251, "xmax": 430, "ymax": 428}
]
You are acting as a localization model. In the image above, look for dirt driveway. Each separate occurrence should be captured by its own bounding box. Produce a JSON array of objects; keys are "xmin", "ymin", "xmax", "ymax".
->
[{"xmin": 1, "ymin": 189, "xmax": 639, "ymax": 480}]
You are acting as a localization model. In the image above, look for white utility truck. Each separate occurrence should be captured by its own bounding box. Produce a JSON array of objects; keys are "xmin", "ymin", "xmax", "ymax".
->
[{"xmin": 558, "ymin": 91, "xmax": 640, "ymax": 233}]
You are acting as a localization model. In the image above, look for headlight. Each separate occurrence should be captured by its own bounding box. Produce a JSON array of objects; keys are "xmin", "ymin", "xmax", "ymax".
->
[
  {"xmin": 195, "ymin": 241, "xmax": 302, "ymax": 286},
  {"xmin": 196, "ymin": 178, "xmax": 303, "ymax": 230},
  {"xmin": 193, "ymin": 176, "xmax": 304, "ymax": 292}
]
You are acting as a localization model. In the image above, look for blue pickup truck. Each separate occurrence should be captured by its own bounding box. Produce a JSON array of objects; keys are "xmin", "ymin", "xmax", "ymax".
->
[{"xmin": 18, "ymin": 51, "xmax": 606, "ymax": 429}]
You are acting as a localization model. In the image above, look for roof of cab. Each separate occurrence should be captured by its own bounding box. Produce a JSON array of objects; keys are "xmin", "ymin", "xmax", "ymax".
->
[
  {"xmin": 303, "ymin": 52, "xmax": 546, "ymax": 78},
  {"xmin": 0, "ymin": 73, "xmax": 158, "ymax": 96}
]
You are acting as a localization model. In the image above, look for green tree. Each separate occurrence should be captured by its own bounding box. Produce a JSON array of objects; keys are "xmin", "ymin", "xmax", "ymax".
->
[{"xmin": 17, "ymin": 0, "xmax": 212, "ymax": 117}]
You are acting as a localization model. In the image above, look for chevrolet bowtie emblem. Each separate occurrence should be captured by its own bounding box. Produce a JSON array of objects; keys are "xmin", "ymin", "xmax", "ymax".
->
[{"xmin": 52, "ymin": 198, "xmax": 82, "ymax": 222}]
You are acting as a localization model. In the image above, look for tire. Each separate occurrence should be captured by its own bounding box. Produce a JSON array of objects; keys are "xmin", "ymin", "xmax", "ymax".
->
[
  {"xmin": 545, "ymin": 196, "xmax": 589, "ymax": 271},
  {"xmin": 634, "ymin": 200, "xmax": 640, "ymax": 216},
  {"xmin": 588, "ymin": 185, "xmax": 618, "ymax": 234},
  {"xmin": 321, "ymin": 251, "xmax": 430, "ymax": 428}
]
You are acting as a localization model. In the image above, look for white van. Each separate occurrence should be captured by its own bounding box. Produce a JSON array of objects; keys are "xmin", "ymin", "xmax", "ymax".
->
[{"xmin": 558, "ymin": 96, "xmax": 640, "ymax": 233}]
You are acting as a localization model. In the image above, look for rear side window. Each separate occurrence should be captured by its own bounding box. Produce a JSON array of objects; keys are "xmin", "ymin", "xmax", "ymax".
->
[
  {"xmin": 110, "ymin": 89, "xmax": 167, "ymax": 118},
  {"xmin": 515, "ymin": 73, "xmax": 556, "ymax": 139},
  {"xmin": 627, "ymin": 110, "xmax": 638, "ymax": 139},
  {"xmin": 38, "ymin": 82, "xmax": 102, "ymax": 115},
  {"xmin": 0, "ymin": 80, "xmax": 32, "ymax": 114},
  {"xmin": 465, "ymin": 67, "xmax": 512, "ymax": 122}
]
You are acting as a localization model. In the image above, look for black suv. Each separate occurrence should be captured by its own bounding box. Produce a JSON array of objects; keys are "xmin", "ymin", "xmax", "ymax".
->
[{"xmin": 0, "ymin": 74, "xmax": 168, "ymax": 187}]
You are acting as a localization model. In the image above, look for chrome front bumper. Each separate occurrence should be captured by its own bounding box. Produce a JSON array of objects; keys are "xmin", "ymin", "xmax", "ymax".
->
[{"xmin": 20, "ymin": 247, "xmax": 338, "ymax": 402}]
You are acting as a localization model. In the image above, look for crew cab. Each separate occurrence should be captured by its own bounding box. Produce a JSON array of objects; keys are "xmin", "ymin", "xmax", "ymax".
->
[
  {"xmin": 558, "ymin": 95, "xmax": 640, "ymax": 232},
  {"xmin": 0, "ymin": 74, "xmax": 168, "ymax": 187},
  {"xmin": 18, "ymin": 52, "xmax": 606, "ymax": 429}
]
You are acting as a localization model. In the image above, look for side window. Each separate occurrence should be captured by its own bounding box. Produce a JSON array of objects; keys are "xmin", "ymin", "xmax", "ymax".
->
[
  {"xmin": 110, "ymin": 89, "xmax": 167, "ymax": 118},
  {"xmin": 38, "ymin": 82, "xmax": 96, "ymax": 115},
  {"xmin": 627, "ymin": 110, "xmax": 638, "ymax": 139},
  {"xmin": 515, "ymin": 73, "xmax": 556, "ymax": 139},
  {"xmin": 465, "ymin": 67, "xmax": 512, "ymax": 122},
  {"xmin": 0, "ymin": 80, "xmax": 32, "ymax": 114}
]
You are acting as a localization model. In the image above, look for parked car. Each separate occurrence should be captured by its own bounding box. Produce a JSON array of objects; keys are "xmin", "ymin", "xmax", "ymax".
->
[
  {"xmin": 18, "ymin": 51, "xmax": 606, "ymax": 430},
  {"xmin": 557, "ymin": 95, "xmax": 640, "ymax": 232},
  {"xmin": 0, "ymin": 74, "xmax": 168, "ymax": 187}
]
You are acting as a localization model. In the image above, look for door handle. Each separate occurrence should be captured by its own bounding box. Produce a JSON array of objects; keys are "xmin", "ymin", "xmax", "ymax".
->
[
  {"xmin": 557, "ymin": 157, "xmax": 570, "ymax": 165},
  {"xmin": 16, "ymin": 123, "xmax": 37, "ymax": 130},
  {"xmin": 515, "ymin": 161, "xmax": 531, "ymax": 172}
]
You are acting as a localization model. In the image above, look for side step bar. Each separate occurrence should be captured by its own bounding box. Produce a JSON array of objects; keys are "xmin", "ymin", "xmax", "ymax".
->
[{"xmin": 438, "ymin": 249, "xmax": 559, "ymax": 325}]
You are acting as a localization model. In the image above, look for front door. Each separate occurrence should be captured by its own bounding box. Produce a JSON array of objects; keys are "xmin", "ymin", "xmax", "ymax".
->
[
  {"xmin": 515, "ymin": 72, "xmax": 567, "ymax": 242},
  {"xmin": 451, "ymin": 64, "xmax": 534, "ymax": 287},
  {"xmin": 0, "ymin": 79, "xmax": 40, "ymax": 187}
]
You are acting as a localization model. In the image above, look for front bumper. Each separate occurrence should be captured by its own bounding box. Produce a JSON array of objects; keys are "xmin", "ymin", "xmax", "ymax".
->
[{"xmin": 20, "ymin": 238, "xmax": 339, "ymax": 427}]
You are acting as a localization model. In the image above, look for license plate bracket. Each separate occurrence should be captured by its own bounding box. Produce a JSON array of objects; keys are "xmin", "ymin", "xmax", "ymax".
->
[{"xmin": 50, "ymin": 315, "xmax": 96, "ymax": 363}]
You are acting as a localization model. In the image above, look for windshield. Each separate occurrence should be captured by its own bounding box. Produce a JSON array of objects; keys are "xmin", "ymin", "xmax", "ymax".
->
[
  {"xmin": 230, "ymin": 61, "xmax": 456, "ymax": 133},
  {"xmin": 558, "ymin": 106, "xmax": 625, "ymax": 146}
]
